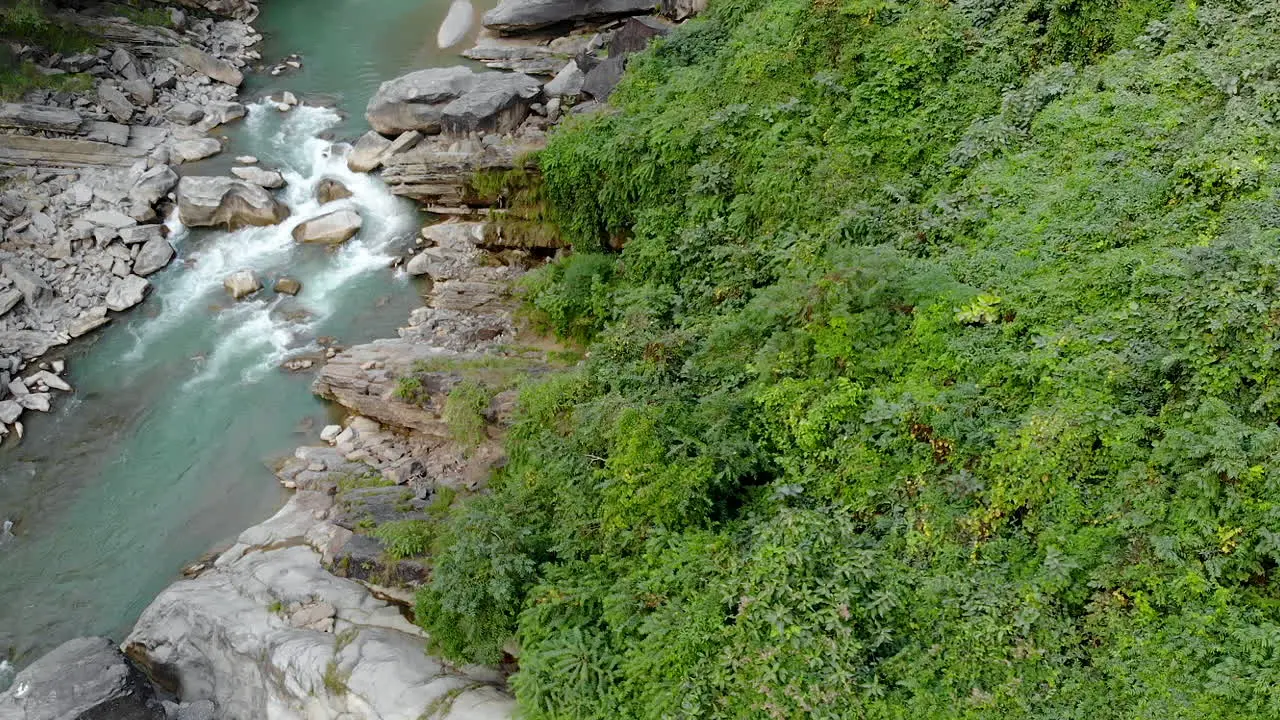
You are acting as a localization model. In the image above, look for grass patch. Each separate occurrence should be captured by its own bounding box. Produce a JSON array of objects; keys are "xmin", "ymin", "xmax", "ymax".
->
[
  {"xmin": 0, "ymin": 61, "xmax": 92, "ymax": 101},
  {"xmin": 0, "ymin": 0, "xmax": 96, "ymax": 53},
  {"xmin": 336, "ymin": 472, "xmax": 395, "ymax": 494},
  {"xmin": 372, "ymin": 519, "xmax": 434, "ymax": 560},
  {"xmin": 106, "ymin": 1, "xmax": 172, "ymax": 27},
  {"xmin": 321, "ymin": 659, "xmax": 350, "ymax": 697},
  {"xmin": 442, "ymin": 380, "xmax": 490, "ymax": 449}
]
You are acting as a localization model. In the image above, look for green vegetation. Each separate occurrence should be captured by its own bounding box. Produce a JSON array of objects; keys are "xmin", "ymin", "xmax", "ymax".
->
[
  {"xmin": 321, "ymin": 658, "xmax": 350, "ymax": 697},
  {"xmin": 336, "ymin": 472, "xmax": 395, "ymax": 494},
  {"xmin": 393, "ymin": 375, "xmax": 429, "ymax": 405},
  {"xmin": 414, "ymin": 0, "xmax": 1280, "ymax": 717},
  {"xmin": 266, "ymin": 599, "xmax": 285, "ymax": 616},
  {"xmin": 107, "ymin": 1, "xmax": 172, "ymax": 27},
  {"xmin": 0, "ymin": 60, "xmax": 91, "ymax": 100},
  {"xmin": 470, "ymin": 162, "xmax": 563, "ymax": 249},
  {"xmin": 443, "ymin": 380, "xmax": 492, "ymax": 449},
  {"xmin": 0, "ymin": 0, "xmax": 95, "ymax": 53},
  {"xmin": 372, "ymin": 519, "xmax": 434, "ymax": 560}
]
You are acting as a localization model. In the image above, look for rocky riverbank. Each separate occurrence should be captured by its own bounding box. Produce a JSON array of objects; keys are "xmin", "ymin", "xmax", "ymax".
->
[
  {"xmin": 0, "ymin": 1, "xmax": 261, "ymax": 436},
  {"xmin": 0, "ymin": 0, "xmax": 707, "ymax": 716}
]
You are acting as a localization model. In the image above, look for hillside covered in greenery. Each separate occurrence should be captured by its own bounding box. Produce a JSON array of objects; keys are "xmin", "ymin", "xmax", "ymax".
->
[{"xmin": 416, "ymin": 0, "xmax": 1280, "ymax": 716}]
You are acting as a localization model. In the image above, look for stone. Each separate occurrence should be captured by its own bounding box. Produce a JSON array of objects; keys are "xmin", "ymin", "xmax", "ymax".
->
[
  {"xmin": 17, "ymin": 392, "xmax": 49, "ymax": 412},
  {"xmin": 320, "ymin": 424, "xmax": 342, "ymax": 442},
  {"xmin": 273, "ymin": 276, "xmax": 301, "ymax": 295},
  {"xmin": 164, "ymin": 44, "xmax": 244, "ymax": 86},
  {"xmin": 0, "ymin": 102, "xmax": 82, "ymax": 133},
  {"xmin": 130, "ymin": 164, "xmax": 179, "ymax": 206},
  {"xmin": 106, "ymin": 274, "xmax": 150, "ymax": 311},
  {"xmin": 292, "ymin": 209, "xmax": 363, "ymax": 244},
  {"xmin": 132, "ymin": 235, "xmax": 175, "ymax": 277},
  {"xmin": 68, "ymin": 307, "xmax": 110, "ymax": 337},
  {"xmin": 235, "ymin": 155, "xmax": 258, "ymax": 164},
  {"xmin": 29, "ymin": 370, "xmax": 70, "ymax": 392},
  {"xmin": 0, "ymin": 288, "xmax": 21, "ymax": 317},
  {"xmin": 223, "ymin": 269, "xmax": 261, "ymax": 299},
  {"xmin": 315, "ymin": 177, "xmax": 352, "ymax": 204},
  {"xmin": 177, "ymin": 177, "xmax": 290, "ymax": 229},
  {"xmin": 117, "ymin": 224, "xmax": 161, "ymax": 246},
  {"xmin": 8, "ymin": 377, "xmax": 26, "ymax": 396},
  {"xmin": 281, "ymin": 91, "xmax": 298, "ymax": 107},
  {"xmin": 660, "ymin": 0, "xmax": 707, "ymax": 20},
  {"xmin": 110, "ymin": 48, "xmax": 140, "ymax": 79},
  {"xmin": 346, "ymin": 130, "xmax": 392, "ymax": 173},
  {"xmin": 482, "ymin": 0, "xmax": 655, "ymax": 31},
  {"xmin": 171, "ymin": 138, "xmax": 222, "ymax": 164},
  {"xmin": 122, "ymin": 78, "xmax": 155, "ymax": 106},
  {"xmin": 2, "ymin": 262, "xmax": 48, "ymax": 306},
  {"xmin": 84, "ymin": 209, "xmax": 137, "ymax": 229},
  {"xmin": 287, "ymin": 601, "xmax": 335, "ymax": 629},
  {"xmin": 608, "ymin": 15, "xmax": 672, "ymax": 56},
  {"xmin": 383, "ymin": 130, "xmax": 423, "ymax": 160},
  {"xmin": 365, "ymin": 66, "xmax": 541, "ymax": 136},
  {"xmin": 543, "ymin": 60, "xmax": 585, "ymax": 97},
  {"xmin": 0, "ymin": 637, "xmax": 161, "ymax": 720},
  {"xmin": 582, "ymin": 54, "xmax": 626, "ymax": 100},
  {"xmin": 230, "ymin": 165, "xmax": 285, "ymax": 189},
  {"xmin": 0, "ymin": 400, "xmax": 20, "ymax": 424},
  {"xmin": 438, "ymin": 0, "xmax": 475, "ymax": 49},
  {"xmin": 80, "ymin": 121, "xmax": 130, "ymax": 146},
  {"xmin": 166, "ymin": 102, "xmax": 205, "ymax": 125},
  {"xmin": 203, "ymin": 101, "xmax": 246, "ymax": 127},
  {"xmin": 97, "ymin": 83, "xmax": 134, "ymax": 123}
]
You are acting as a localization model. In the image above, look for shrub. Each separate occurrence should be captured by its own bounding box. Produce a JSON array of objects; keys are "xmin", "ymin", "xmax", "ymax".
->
[{"xmin": 372, "ymin": 519, "xmax": 433, "ymax": 560}]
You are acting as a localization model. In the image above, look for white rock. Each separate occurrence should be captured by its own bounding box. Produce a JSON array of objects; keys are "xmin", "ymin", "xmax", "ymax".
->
[
  {"xmin": 319, "ymin": 424, "xmax": 342, "ymax": 443},
  {"xmin": 223, "ymin": 269, "xmax": 261, "ymax": 300},
  {"xmin": 105, "ymin": 274, "xmax": 150, "ymax": 311},
  {"xmin": 230, "ymin": 166, "xmax": 285, "ymax": 189}
]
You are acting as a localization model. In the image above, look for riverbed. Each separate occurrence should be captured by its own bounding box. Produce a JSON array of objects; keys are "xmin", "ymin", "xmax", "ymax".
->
[{"xmin": 0, "ymin": 0, "xmax": 492, "ymax": 676}]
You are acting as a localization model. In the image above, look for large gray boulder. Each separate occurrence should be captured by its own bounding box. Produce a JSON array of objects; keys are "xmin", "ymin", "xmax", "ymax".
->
[
  {"xmin": 130, "ymin": 164, "xmax": 179, "ymax": 207},
  {"xmin": 161, "ymin": 44, "xmax": 244, "ymax": 86},
  {"xmin": 170, "ymin": 138, "xmax": 222, "ymax": 164},
  {"xmin": 132, "ymin": 236, "xmax": 176, "ymax": 277},
  {"xmin": 543, "ymin": 60, "xmax": 585, "ymax": 98},
  {"xmin": 97, "ymin": 83, "xmax": 134, "ymax": 123},
  {"xmin": 124, "ymin": 491, "xmax": 515, "ymax": 720},
  {"xmin": 482, "ymin": 0, "xmax": 655, "ymax": 31},
  {"xmin": 0, "ymin": 636, "xmax": 162, "ymax": 720},
  {"xmin": 2, "ymin": 262, "xmax": 48, "ymax": 306},
  {"xmin": 177, "ymin": 177, "xmax": 290, "ymax": 230},
  {"xmin": 222, "ymin": 269, "xmax": 261, "ymax": 299},
  {"xmin": 365, "ymin": 66, "xmax": 540, "ymax": 136},
  {"xmin": 230, "ymin": 165, "xmax": 285, "ymax": 189},
  {"xmin": 106, "ymin": 274, "xmax": 151, "ymax": 311},
  {"xmin": 346, "ymin": 131, "xmax": 392, "ymax": 173},
  {"xmin": 292, "ymin": 209, "xmax": 363, "ymax": 244},
  {"xmin": 0, "ymin": 103, "xmax": 82, "ymax": 133}
]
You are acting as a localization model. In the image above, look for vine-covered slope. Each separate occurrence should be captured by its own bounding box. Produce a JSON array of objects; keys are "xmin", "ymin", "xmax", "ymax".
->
[{"xmin": 418, "ymin": 1, "xmax": 1280, "ymax": 717}]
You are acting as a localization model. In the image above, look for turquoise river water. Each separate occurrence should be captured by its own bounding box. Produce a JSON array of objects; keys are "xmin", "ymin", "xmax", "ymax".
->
[{"xmin": 0, "ymin": 0, "xmax": 494, "ymax": 683}]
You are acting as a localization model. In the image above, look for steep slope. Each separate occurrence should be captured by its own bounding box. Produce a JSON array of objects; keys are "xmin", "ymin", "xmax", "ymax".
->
[{"xmin": 418, "ymin": 0, "xmax": 1280, "ymax": 717}]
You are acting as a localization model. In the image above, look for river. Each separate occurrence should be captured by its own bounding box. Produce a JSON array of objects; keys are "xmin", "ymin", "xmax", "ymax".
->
[{"xmin": 0, "ymin": 0, "xmax": 492, "ymax": 682}]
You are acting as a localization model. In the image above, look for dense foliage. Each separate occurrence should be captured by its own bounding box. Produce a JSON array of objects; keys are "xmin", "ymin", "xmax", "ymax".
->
[{"xmin": 416, "ymin": 0, "xmax": 1280, "ymax": 716}]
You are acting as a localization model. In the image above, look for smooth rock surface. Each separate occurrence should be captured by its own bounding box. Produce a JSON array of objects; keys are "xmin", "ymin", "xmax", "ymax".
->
[
  {"xmin": 365, "ymin": 67, "xmax": 541, "ymax": 136},
  {"xmin": 482, "ymin": 0, "xmax": 655, "ymax": 31},
  {"xmin": 170, "ymin": 138, "xmax": 223, "ymax": 164},
  {"xmin": 292, "ymin": 209, "xmax": 363, "ymax": 244},
  {"xmin": 223, "ymin": 269, "xmax": 262, "ymax": 299},
  {"xmin": 0, "ymin": 636, "xmax": 162, "ymax": 720},
  {"xmin": 105, "ymin": 274, "xmax": 150, "ymax": 311},
  {"xmin": 132, "ymin": 236, "xmax": 176, "ymax": 277},
  {"xmin": 346, "ymin": 131, "xmax": 392, "ymax": 173},
  {"xmin": 177, "ymin": 176, "xmax": 290, "ymax": 229},
  {"xmin": 230, "ymin": 165, "xmax": 285, "ymax": 189}
]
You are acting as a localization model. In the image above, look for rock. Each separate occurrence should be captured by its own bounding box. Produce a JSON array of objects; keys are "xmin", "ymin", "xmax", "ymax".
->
[
  {"xmin": 608, "ymin": 15, "xmax": 672, "ymax": 56},
  {"xmin": 660, "ymin": 0, "xmax": 707, "ymax": 20},
  {"xmin": 315, "ymin": 177, "xmax": 352, "ymax": 204},
  {"xmin": 169, "ymin": 7, "xmax": 187, "ymax": 28},
  {"xmin": 84, "ymin": 209, "xmax": 137, "ymax": 229},
  {"xmin": 29, "ymin": 370, "xmax": 70, "ymax": 392},
  {"xmin": 80, "ymin": 120, "xmax": 130, "ymax": 146},
  {"xmin": 130, "ymin": 164, "xmax": 179, "ymax": 206},
  {"xmin": 164, "ymin": 44, "xmax": 244, "ymax": 86},
  {"xmin": 281, "ymin": 90, "xmax": 298, "ymax": 107},
  {"xmin": 273, "ymin": 276, "xmax": 302, "ymax": 295},
  {"xmin": 170, "ymin": 138, "xmax": 222, "ymax": 164},
  {"xmin": 292, "ymin": 209, "xmax": 363, "ymax": 244},
  {"xmin": 235, "ymin": 155, "xmax": 258, "ymax": 164},
  {"xmin": 346, "ymin": 130, "xmax": 392, "ymax": 173},
  {"xmin": 118, "ymin": 226, "xmax": 161, "ymax": 248},
  {"xmin": 177, "ymin": 176, "xmax": 290, "ymax": 229},
  {"xmin": 543, "ymin": 59, "xmax": 585, "ymax": 97},
  {"xmin": 380, "ymin": 135, "xmax": 537, "ymax": 205},
  {"xmin": 582, "ymin": 54, "xmax": 626, "ymax": 100},
  {"xmin": 2, "ymin": 262, "xmax": 48, "ymax": 306},
  {"xmin": 122, "ymin": 78, "xmax": 154, "ymax": 106},
  {"xmin": 132, "ymin": 235, "xmax": 175, "ymax": 277},
  {"xmin": 365, "ymin": 66, "xmax": 541, "ymax": 136},
  {"xmin": 124, "ymin": 491, "xmax": 514, "ymax": 720},
  {"xmin": 17, "ymin": 392, "xmax": 49, "ymax": 412},
  {"xmin": 223, "ymin": 269, "xmax": 262, "ymax": 299},
  {"xmin": 0, "ymin": 102, "xmax": 82, "ymax": 132},
  {"xmin": 97, "ymin": 83, "xmax": 134, "ymax": 124},
  {"xmin": 320, "ymin": 424, "xmax": 342, "ymax": 442},
  {"xmin": 230, "ymin": 165, "xmax": 285, "ymax": 189},
  {"xmin": 0, "ymin": 288, "xmax": 22, "ymax": 317},
  {"xmin": 111, "ymin": 48, "xmax": 141, "ymax": 79},
  {"xmin": 203, "ymin": 101, "xmax": 246, "ymax": 127},
  {"xmin": 0, "ymin": 636, "xmax": 162, "ymax": 720},
  {"xmin": 383, "ymin": 130, "xmax": 423, "ymax": 161},
  {"xmin": 68, "ymin": 307, "xmax": 110, "ymax": 337},
  {"xmin": 482, "ymin": 0, "xmax": 655, "ymax": 31},
  {"xmin": 166, "ymin": 102, "xmax": 205, "ymax": 125},
  {"xmin": 0, "ymin": 400, "xmax": 20, "ymax": 424},
  {"xmin": 106, "ymin": 274, "xmax": 150, "ymax": 311}
]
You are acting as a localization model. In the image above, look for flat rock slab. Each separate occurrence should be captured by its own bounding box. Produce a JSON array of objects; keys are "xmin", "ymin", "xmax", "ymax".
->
[
  {"xmin": 292, "ymin": 208, "xmax": 362, "ymax": 244},
  {"xmin": 171, "ymin": 138, "xmax": 222, "ymax": 164},
  {"xmin": 482, "ymin": 0, "xmax": 656, "ymax": 31},
  {"xmin": 163, "ymin": 44, "xmax": 244, "ymax": 87},
  {"xmin": 230, "ymin": 165, "xmax": 284, "ymax": 188},
  {"xmin": 0, "ymin": 135, "xmax": 148, "ymax": 168},
  {"xmin": 0, "ymin": 102, "xmax": 83, "ymax": 133},
  {"xmin": 365, "ymin": 66, "xmax": 541, "ymax": 136}
]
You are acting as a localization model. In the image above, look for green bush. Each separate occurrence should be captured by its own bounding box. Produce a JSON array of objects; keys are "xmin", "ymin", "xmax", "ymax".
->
[
  {"xmin": 443, "ymin": 380, "xmax": 491, "ymax": 449},
  {"xmin": 371, "ymin": 519, "xmax": 433, "ymax": 560},
  {"xmin": 419, "ymin": 0, "xmax": 1280, "ymax": 717}
]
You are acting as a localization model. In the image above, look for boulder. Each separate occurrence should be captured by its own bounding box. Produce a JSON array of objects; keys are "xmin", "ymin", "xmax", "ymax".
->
[
  {"xmin": 119, "ymin": 224, "xmax": 164, "ymax": 246},
  {"xmin": 132, "ymin": 235, "xmax": 176, "ymax": 277},
  {"xmin": 438, "ymin": 0, "xmax": 476, "ymax": 49},
  {"xmin": 170, "ymin": 138, "xmax": 222, "ymax": 164},
  {"xmin": 292, "ymin": 209, "xmax": 363, "ymax": 244},
  {"xmin": 315, "ymin": 177, "xmax": 352, "ymax": 204},
  {"xmin": 223, "ymin": 269, "xmax": 261, "ymax": 299},
  {"xmin": 230, "ymin": 165, "xmax": 285, "ymax": 189},
  {"xmin": 106, "ymin": 274, "xmax": 150, "ymax": 311},
  {"xmin": 273, "ymin": 276, "xmax": 301, "ymax": 295},
  {"xmin": 163, "ymin": 44, "xmax": 244, "ymax": 86},
  {"xmin": 202, "ymin": 101, "xmax": 246, "ymax": 127},
  {"xmin": 582, "ymin": 54, "xmax": 626, "ymax": 100},
  {"xmin": 177, "ymin": 177, "xmax": 290, "ymax": 230},
  {"xmin": 84, "ymin": 209, "xmax": 137, "ymax": 229},
  {"xmin": 0, "ymin": 288, "xmax": 22, "ymax": 317},
  {"xmin": 543, "ymin": 60, "xmax": 585, "ymax": 97},
  {"xmin": 2, "ymin": 262, "xmax": 48, "ymax": 306},
  {"xmin": 68, "ymin": 307, "xmax": 110, "ymax": 337},
  {"xmin": 608, "ymin": 15, "xmax": 672, "ymax": 56},
  {"xmin": 365, "ymin": 66, "xmax": 540, "ymax": 136},
  {"xmin": 660, "ymin": 0, "xmax": 707, "ymax": 20},
  {"xmin": 166, "ymin": 102, "xmax": 205, "ymax": 125},
  {"xmin": 0, "ymin": 103, "xmax": 82, "ymax": 133},
  {"xmin": 80, "ymin": 121, "xmax": 130, "ymax": 146},
  {"xmin": 482, "ymin": 0, "xmax": 655, "ymax": 31},
  {"xmin": 0, "ymin": 636, "xmax": 162, "ymax": 720},
  {"xmin": 129, "ymin": 164, "xmax": 179, "ymax": 206},
  {"xmin": 346, "ymin": 131, "xmax": 391, "ymax": 173},
  {"xmin": 0, "ymin": 400, "xmax": 20, "ymax": 424},
  {"xmin": 122, "ymin": 78, "xmax": 155, "ymax": 106},
  {"xmin": 98, "ymin": 83, "xmax": 134, "ymax": 123}
]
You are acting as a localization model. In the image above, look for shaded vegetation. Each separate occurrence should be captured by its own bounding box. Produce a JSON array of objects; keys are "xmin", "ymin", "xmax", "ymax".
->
[{"xmin": 416, "ymin": 0, "xmax": 1280, "ymax": 717}]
